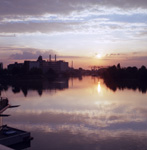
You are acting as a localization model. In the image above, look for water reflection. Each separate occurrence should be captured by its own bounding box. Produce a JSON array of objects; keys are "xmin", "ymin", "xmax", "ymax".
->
[
  {"xmin": 0, "ymin": 78, "xmax": 69, "ymax": 96},
  {"xmin": 1, "ymin": 76, "xmax": 147, "ymax": 150},
  {"xmin": 104, "ymin": 78, "xmax": 147, "ymax": 93},
  {"xmin": 0, "ymin": 77, "xmax": 147, "ymax": 97},
  {"xmin": 97, "ymin": 81, "xmax": 101, "ymax": 93}
]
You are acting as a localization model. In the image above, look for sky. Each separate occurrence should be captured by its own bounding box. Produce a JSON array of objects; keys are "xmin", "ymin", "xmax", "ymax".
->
[{"xmin": 0, "ymin": 0, "xmax": 147, "ymax": 69}]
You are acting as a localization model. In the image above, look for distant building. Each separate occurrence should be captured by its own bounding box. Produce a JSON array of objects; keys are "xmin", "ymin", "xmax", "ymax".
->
[
  {"xmin": 43, "ymin": 60, "xmax": 68, "ymax": 73},
  {"xmin": 0, "ymin": 63, "xmax": 3, "ymax": 70},
  {"xmin": 7, "ymin": 55, "xmax": 69, "ymax": 74},
  {"xmin": 29, "ymin": 61, "xmax": 40, "ymax": 70},
  {"xmin": 24, "ymin": 55, "xmax": 69, "ymax": 73},
  {"xmin": 7, "ymin": 62, "xmax": 23, "ymax": 71}
]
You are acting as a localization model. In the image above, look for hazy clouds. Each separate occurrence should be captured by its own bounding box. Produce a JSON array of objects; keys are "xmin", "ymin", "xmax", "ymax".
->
[
  {"xmin": 9, "ymin": 48, "xmax": 83, "ymax": 60},
  {"xmin": 0, "ymin": 0, "xmax": 147, "ymax": 35},
  {"xmin": 0, "ymin": 0, "xmax": 147, "ymax": 16},
  {"xmin": 0, "ymin": 22, "xmax": 79, "ymax": 33}
]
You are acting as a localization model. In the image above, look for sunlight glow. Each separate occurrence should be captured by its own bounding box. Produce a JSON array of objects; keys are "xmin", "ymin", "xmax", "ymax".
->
[
  {"xmin": 96, "ymin": 54, "xmax": 102, "ymax": 59},
  {"xmin": 97, "ymin": 81, "xmax": 101, "ymax": 93}
]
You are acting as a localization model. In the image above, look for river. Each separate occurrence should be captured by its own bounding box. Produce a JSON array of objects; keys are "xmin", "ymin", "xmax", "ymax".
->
[{"xmin": 2, "ymin": 76, "xmax": 147, "ymax": 150}]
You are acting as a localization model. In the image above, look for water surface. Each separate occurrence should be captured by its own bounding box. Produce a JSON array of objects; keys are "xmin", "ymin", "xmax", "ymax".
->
[{"xmin": 2, "ymin": 76, "xmax": 147, "ymax": 150}]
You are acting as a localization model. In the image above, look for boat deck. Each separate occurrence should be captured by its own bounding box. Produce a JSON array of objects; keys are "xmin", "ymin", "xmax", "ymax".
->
[
  {"xmin": 0, "ymin": 125, "xmax": 31, "ymax": 147},
  {"xmin": 0, "ymin": 125, "xmax": 26, "ymax": 139}
]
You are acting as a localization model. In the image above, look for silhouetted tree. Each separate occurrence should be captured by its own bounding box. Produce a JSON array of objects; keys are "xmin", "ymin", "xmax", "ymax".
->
[
  {"xmin": 117, "ymin": 63, "xmax": 121, "ymax": 69},
  {"xmin": 138, "ymin": 65, "xmax": 147, "ymax": 81},
  {"xmin": 100, "ymin": 64, "xmax": 147, "ymax": 93}
]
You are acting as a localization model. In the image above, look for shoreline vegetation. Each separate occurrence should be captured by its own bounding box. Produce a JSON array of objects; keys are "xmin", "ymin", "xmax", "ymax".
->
[
  {"xmin": 98, "ymin": 64, "xmax": 147, "ymax": 93},
  {"xmin": 0, "ymin": 64, "xmax": 147, "ymax": 94}
]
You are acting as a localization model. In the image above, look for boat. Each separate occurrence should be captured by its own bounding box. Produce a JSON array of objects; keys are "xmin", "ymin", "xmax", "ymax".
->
[{"xmin": 0, "ymin": 96, "xmax": 33, "ymax": 149}]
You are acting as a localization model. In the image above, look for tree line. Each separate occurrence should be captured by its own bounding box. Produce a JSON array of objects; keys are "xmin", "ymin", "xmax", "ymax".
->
[{"xmin": 100, "ymin": 64, "xmax": 147, "ymax": 81}]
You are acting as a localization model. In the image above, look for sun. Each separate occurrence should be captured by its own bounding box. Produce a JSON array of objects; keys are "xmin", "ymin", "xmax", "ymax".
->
[{"xmin": 96, "ymin": 54, "xmax": 102, "ymax": 59}]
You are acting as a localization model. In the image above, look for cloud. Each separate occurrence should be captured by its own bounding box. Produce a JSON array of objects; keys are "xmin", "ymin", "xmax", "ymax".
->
[
  {"xmin": 0, "ymin": 0, "xmax": 147, "ymax": 17},
  {"xmin": 0, "ymin": 0, "xmax": 146, "ymax": 35},
  {"xmin": 0, "ymin": 34, "xmax": 16, "ymax": 37},
  {"xmin": 138, "ymin": 31, "xmax": 147, "ymax": 37},
  {"xmin": 9, "ymin": 48, "xmax": 57, "ymax": 60},
  {"xmin": 100, "ymin": 52, "xmax": 147, "ymax": 67},
  {"xmin": 8, "ymin": 47, "xmax": 84, "ymax": 60},
  {"xmin": 104, "ymin": 52, "xmax": 147, "ymax": 59},
  {"xmin": 0, "ymin": 22, "xmax": 81, "ymax": 33},
  {"xmin": 0, "ymin": 18, "xmax": 146, "ymax": 35}
]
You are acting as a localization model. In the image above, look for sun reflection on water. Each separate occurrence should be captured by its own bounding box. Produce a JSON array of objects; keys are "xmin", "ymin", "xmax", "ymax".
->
[{"xmin": 97, "ymin": 81, "xmax": 101, "ymax": 93}]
